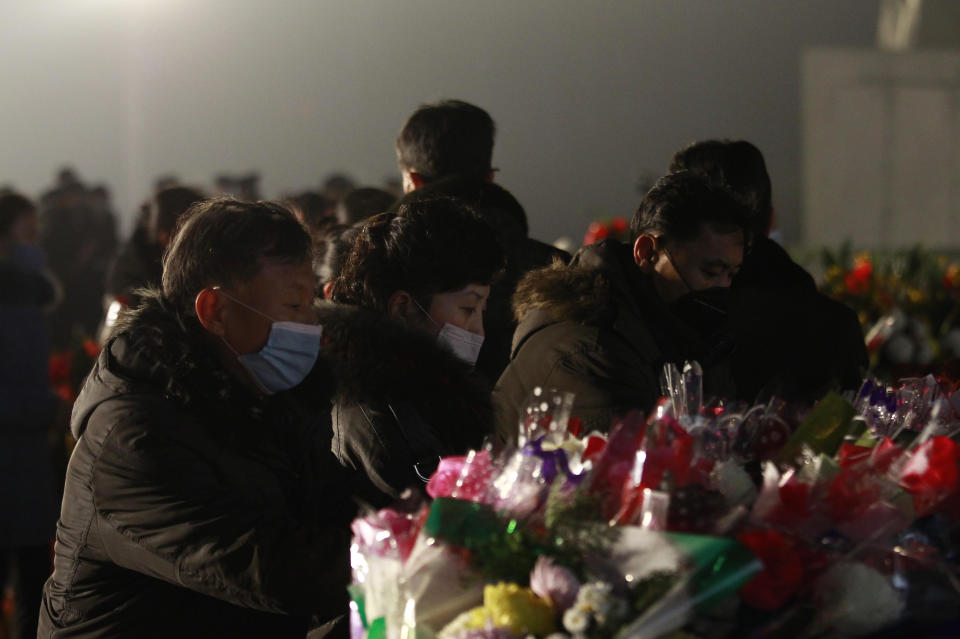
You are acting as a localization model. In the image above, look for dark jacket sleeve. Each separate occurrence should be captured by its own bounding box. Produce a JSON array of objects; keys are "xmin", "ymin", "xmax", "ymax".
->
[
  {"xmin": 89, "ymin": 402, "xmax": 350, "ymax": 619},
  {"xmin": 332, "ymin": 401, "xmax": 446, "ymax": 506}
]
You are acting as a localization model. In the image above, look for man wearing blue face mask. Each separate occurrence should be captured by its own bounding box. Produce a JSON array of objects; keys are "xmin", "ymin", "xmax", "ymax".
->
[
  {"xmin": 493, "ymin": 171, "xmax": 751, "ymax": 442},
  {"xmin": 323, "ymin": 197, "xmax": 505, "ymax": 506},
  {"xmin": 40, "ymin": 198, "xmax": 354, "ymax": 639}
]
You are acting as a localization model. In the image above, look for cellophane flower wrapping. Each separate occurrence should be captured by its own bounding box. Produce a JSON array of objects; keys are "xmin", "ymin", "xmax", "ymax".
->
[{"xmin": 348, "ymin": 377, "xmax": 960, "ymax": 638}]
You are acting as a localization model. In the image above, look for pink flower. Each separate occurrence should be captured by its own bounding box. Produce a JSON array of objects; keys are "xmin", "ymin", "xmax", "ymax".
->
[{"xmin": 530, "ymin": 556, "xmax": 580, "ymax": 612}]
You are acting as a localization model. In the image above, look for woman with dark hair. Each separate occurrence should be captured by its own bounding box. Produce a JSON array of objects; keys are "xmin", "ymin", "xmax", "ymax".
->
[{"xmin": 320, "ymin": 196, "xmax": 505, "ymax": 505}]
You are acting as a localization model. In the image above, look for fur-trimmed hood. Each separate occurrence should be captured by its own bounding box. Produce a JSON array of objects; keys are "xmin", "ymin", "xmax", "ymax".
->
[
  {"xmin": 315, "ymin": 301, "xmax": 492, "ymax": 430},
  {"xmin": 71, "ymin": 288, "xmax": 260, "ymax": 440},
  {"xmin": 509, "ymin": 240, "xmax": 653, "ymax": 355}
]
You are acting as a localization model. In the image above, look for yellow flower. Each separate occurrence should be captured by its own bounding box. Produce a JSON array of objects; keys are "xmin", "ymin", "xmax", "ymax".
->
[
  {"xmin": 483, "ymin": 583, "xmax": 556, "ymax": 636},
  {"xmin": 907, "ymin": 287, "xmax": 926, "ymax": 304}
]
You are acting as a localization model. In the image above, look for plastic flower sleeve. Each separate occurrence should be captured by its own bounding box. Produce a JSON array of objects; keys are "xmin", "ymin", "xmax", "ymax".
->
[
  {"xmin": 350, "ymin": 498, "xmax": 430, "ymax": 639},
  {"xmin": 679, "ymin": 360, "xmax": 703, "ymax": 420},
  {"xmin": 518, "ymin": 387, "xmax": 575, "ymax": 447},
  {"xmin": 398, "ymin": 499, "xmax": 500, "ymax": 636},
  {"xmin": 614, "ymin": 531, "xmax": 761, "ymax": 639}
]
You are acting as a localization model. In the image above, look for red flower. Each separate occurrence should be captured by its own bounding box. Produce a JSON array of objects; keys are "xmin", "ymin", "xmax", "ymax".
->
[
  {"xmin": 583, "ymin": 222, "xmax": 609, "ymax": 246},
  {"xmin": 827, "ymin": 469, "xmax": 880, "ymax": 521},
  {"xmin": 82, "ymin": 338, "xmax": 100, "ymax": 360},
  {"xmin": 738, "ymin": 529, "xmax": 805, "ymax": 611},
  {"xmin": 844, "ymin": 256, "xmax": 873, "ymax": 295},
  {"xmin": 48, "ymin": 351, "xmax": 74, "ymax": 384},
  {"xmin": 900, "ymin": 436, "xmax": 960, "ymax": 515},
  {"xmin": 610, "ymin": 217, "xmax": 629, "ymax": 235}
]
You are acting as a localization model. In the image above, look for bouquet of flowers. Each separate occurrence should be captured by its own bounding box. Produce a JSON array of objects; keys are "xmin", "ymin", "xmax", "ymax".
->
[
  {"xmin": 818, "ymin": 243, "xmax": 960, "ymax": 375},
  {"xmin": 349, "ymin": 373, "xmax": 960, "ymax": 639},
  {"xmin": 583, "ymin": 217, "xmax": 630, "ymax": 247},
  {"xmin": 48, "ymin": 333, "xmax": 100, "ymax": 404}
]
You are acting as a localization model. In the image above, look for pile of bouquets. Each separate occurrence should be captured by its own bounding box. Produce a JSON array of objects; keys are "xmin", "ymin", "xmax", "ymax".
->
[
  {"xmin": 348, "ymin": 378, "xmax": 960, "ymax": 639},
  {"xmin": 818, "ymin": 243, "xmax": 960, "ymax": 370}
]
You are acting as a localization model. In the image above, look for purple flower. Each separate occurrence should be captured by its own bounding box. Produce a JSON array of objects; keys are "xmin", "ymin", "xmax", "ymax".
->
[{"xmin": 530, "ymin": 556, "xmax": 581, "ymax": 612}]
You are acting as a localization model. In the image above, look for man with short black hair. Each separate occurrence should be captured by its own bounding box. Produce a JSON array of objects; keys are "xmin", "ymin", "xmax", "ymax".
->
[
  {"xmin": 39, "ymin": 198, "xmax": 352, "ymax": 639},
  {"xmin": 396, "ymin": 99, "xmax": 496, "ymax": 192},
  {"xmin": 493, "ymin": 172, "xmax": 749, "ymax": 441},
  {"xmin": 669, "ymin": 139, "xmax": 867, "ymax": 401}
]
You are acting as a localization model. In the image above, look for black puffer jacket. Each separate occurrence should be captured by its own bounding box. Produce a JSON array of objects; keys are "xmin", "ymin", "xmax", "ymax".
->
[
  {"xmin": 493, "ymin": 240, "xmax": 735, "ymax": 442},
  {"xmin": 729, "ymin": 236, "xmax": 867, "ymax": 402},
  {"xmin": 317, "ymin": 302, "xmax": 493, "ymax": 507},
  {"xmin": 39, "ymin": 291, "xmax": 354, "ymax": 639}
]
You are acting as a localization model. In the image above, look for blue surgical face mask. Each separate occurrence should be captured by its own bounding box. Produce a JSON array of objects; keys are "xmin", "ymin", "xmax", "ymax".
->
[{"xmin": 216, "ymin": 290, "xmax": 323, "ymax": 395}]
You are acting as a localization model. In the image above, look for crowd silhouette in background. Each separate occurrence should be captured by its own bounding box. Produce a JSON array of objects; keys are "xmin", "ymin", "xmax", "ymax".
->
[{"xmin": 0, "ymin": 99, "xmax": 868, "ymax": 639}]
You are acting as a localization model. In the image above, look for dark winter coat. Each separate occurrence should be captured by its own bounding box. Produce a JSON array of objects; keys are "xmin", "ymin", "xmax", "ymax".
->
[
  {"xmin": 493, "ymin": 240, "xmax": 735, "ymax": 443},
  {"xmin": 729, "ymin": 236, "xmax": 867, "ymax": 402},
  {"xmin": 38, "ymin": 291, "xmax": 354, "ymax": 639},
  {"xmin": 0, "ymin": 250, "xmax": 60, "ymax": 547},
  {"xmin": 317, "ymin": 302, "xmax": 494, "ymax": 507}
]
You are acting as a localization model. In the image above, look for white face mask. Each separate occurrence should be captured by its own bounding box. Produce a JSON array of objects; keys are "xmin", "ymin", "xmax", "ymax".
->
[
  {"xmin": 436, "ymin": 322, "xmax": 485, "ymax": 366},
  {"xmin": 412, "ymin": 298, "xmax": 485, "ymax": 366}
]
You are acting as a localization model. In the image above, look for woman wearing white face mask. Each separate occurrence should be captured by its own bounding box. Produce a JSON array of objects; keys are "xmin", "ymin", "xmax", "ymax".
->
[{"xmin": 318, "ymin": 197, "xmax": 505, "ymax": 506}]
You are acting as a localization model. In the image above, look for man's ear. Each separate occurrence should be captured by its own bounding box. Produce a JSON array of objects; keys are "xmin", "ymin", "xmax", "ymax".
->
[
  {"xmin": 386, "ymin": 290, "xmax": 413, "ymax": 320},
  {"xmin": 322, "ymin": 280, "xmax": 335, "ymax": 300},
  {"xmin": 633, "ymin": 234, "xmax": 658, "ymax": 273},
  {"xmin": 401, "ymin": 170, "xmax": 425, "ymax": 194},
  {"xmin": 195, "ymin": 288, "xmax": 227, "ymax": 336}
]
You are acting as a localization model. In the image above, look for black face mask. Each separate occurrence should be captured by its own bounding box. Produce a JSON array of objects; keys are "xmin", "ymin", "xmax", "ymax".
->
[
  {"xmin": 662, "ymin": 247, "xmax": 731, "ymax": 335},
  {"xmin": 670, "ymin": 286, "xmax": 730, "ymax": 335}
]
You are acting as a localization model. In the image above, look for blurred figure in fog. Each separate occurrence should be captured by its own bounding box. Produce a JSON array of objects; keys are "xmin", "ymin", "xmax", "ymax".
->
[
  {"xmin": 335, "ymin": 186, "xmax": 396, "ymax": 226},
  {"xmin": 100, "ymin": 185, "xmax": 205, "ymax": 341},
  {"xmin": 320, "ymin": 172, "xmax": 356, "ymax": 205},
  {"xmin": 39, "ymin": 170, "xmax": 118, "ymax": 348},
  {"xmin": 215, "ymin": 172, "xmax": 261, "ymax": 201},
  {"xmin": 669, "ymin": 139, "xmax": 867, "ymax": 401},
  {"xmin": 315, "ymin": 224, "xmax": 360, "ymax": 299},
  {"xmin": 0, "ymin": 192, "xmax": 61, "ymax": 639}
]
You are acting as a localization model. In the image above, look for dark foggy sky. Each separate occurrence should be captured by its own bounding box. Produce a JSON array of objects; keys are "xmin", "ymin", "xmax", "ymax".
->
[{"xmin": 0, "ymin": 0, "xmax": 879, "ymax": 244}]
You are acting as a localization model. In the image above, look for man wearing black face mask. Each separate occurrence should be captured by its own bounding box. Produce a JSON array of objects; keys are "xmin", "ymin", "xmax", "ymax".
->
[{"xmin": 493, "ymin": 171, "xmax": 749, "ymax": 442}]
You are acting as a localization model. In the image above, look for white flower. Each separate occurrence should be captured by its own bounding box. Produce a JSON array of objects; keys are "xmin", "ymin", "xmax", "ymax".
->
[
  {"xmin": 562, "ymin": 607, "xmax": 590, "ymax": 634},
  {"xmin": 813, "ymin": 562, "xmax": 905, "ymax": 636},
  {"xmin": 577, "ymin": 582, "xmax": 613, "ymax": 615},
  {"xmin": 545, "ymin": 634, "xmax": 571, "ymax": 639}
]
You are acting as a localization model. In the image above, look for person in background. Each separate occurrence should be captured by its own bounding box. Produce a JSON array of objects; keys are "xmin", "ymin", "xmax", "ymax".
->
[
  {"xmin": 394, "ymin": 100, "xmax": 569, "ymax": 383},
  {"xmin": 493, "ymin": 172, "xmax": 750, "ymax": 442},
  {"xmin": 0, "ymin": 192, "xmax": 60, "ymax": 639},
  {"xmin": 396, "ymin": 99, "xmax": 496, "ymax": 191},
  {"xmin": 325, "ymin": 197, "xmax": 505, "ymax": 505},
  {"xmin": 320, "ymin": 173, "xmax": 356, "ymax": 205},
  {"xmin": 40, "ymin": 171, "xmax": 117, "ymax": 348},
  {"xmin": 316, "ymin": 224, "xmax": 361, "ymax": 300},
  {"xmin": 669, "ymin": 139, "xmax": 867, "ymax": 401},
  {"xmin": 335, "ymin": 187, "xmax": 396, "ymax": 226},
  {"xmin": 99, "ymin": 185, "xmax": 205, "ymax": 341},
  {"xmin": 39, "ymin": 198, "xmax": 354, "ymax": 639}
]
